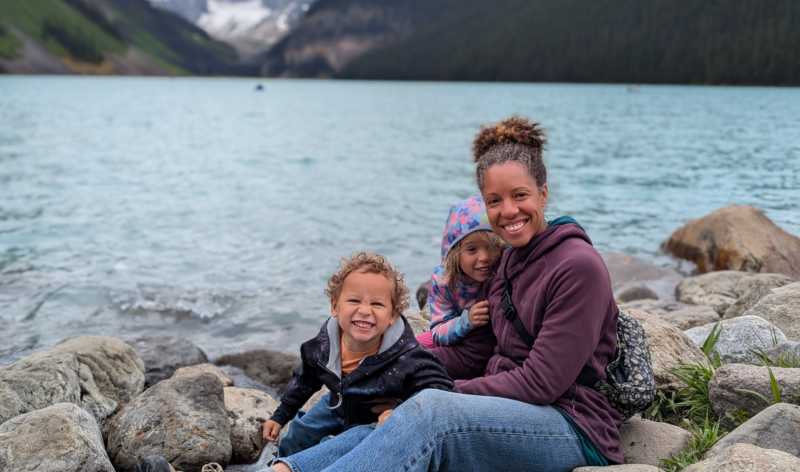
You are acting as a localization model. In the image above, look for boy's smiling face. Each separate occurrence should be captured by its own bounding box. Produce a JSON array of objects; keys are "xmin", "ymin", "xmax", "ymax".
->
[{"xmin": 331, "ymin": 270, "xmax": 397, "ymax": 352}]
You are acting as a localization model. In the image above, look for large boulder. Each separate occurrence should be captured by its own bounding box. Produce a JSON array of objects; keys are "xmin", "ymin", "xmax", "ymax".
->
[
  {"xmin": 404, "ymin": 305, "xmax": 431, "ymax": 336},
  {"xmin": 664, "ymin": 205, "xmax": 800, "ymax": 278},
  {"xmin": 706, "ymin": 403, "xmax": 800, "ymax": 459},
  {"xmin": 684, "ymin": 316, "xmax": 788, "ymax": 364},
  {"xmin": 107, "ymin": 373, "xmax": 232, "ymax": 472},
  {"xmin": 626, "ymin": 309, "xmax": 708, "ymax": 391},
  {"xmin": 676, "ymin": 271, "xmax": 751, "ymax": 315},
  {"xmin": 744, "ymin": 282, "xmax": 800, "ymax": 339},
  {"xmin": 215, "ymin": 349, "xmax": 301, "ymax": 394},
  {"xmin": 601, "ymin": 253, "xmax": 683, "ymax": 301},
  {"xmin": 615, "ymin": 283, "xmax": 659, "ymax": 303},
  {"xmin": 619, "ymin": 299, "xmax": 719, "ymax": 330},
  {"xmin": 0, "ymin": 403, "xmax": 114, "ymax": 472},
  {"xmin": 682, "ymin": 443, "xmax": 800, "ymax": 471},
  {"xmin": 708, "ymin": 364, "xmax": 800, "ymax": 419},
  {"xmin": 723, "ymin": 275, "xmax": 796, "ymax": 319},
  {"xmin": 619, "ymin": 419, "xmax": 690, "ymax": 467},
  {"xmin": 173, "ymin": 363, "xmax": 234, "ymax": 387},
  {"xmin": 224, "ymin": 387, "xmax": 280, "ymax": 464},
  {"xmin": 121, "ymin": 335, "xmax": 209, "ymax": 388},
  {"xmin": 0, "ymin": 335, "xmax": 145, "ymax": 435}
]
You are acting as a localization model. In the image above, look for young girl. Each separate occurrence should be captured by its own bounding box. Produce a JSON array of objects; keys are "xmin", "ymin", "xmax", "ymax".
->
[{"xmin": 417, "ymin": 197, "xmax": 505, "ymax": 349}]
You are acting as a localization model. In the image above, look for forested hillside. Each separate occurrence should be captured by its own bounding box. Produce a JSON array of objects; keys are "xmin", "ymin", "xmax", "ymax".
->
[
  {"xmin": 266, "ymin": 0, "xmax": 800, "ymax": 85},
  {"xmin": 0, "ymin": 0, "xmax": 256, "ymax": 75}
]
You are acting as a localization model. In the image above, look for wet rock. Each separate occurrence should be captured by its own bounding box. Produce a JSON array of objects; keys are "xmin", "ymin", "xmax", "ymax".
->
[
  {"xmin": 709, "ymin": 364, "xmax": 800, "ymax": 419},
  {"xmin": 215, "ymin": 349, "xmax": 301, "ymax": 395},
  {"xmin": 224, "ymin": 387, "xmax": 280, "ymax": 464},
  {"xmin": 619, "ymin": 299, "xmax": 719, "ymax": 330},
  {"xmin": 684, "ymin": 316, "xmax": 788, "ymax": 364},
  {"xmin": 121, "ymin": 335, "xmax": 209, "ymax": 388},
  {"xmin": 404, "ymin": 306, "xmax": 431, "ymax": 336},
  {"xmin": 574, "ymin": 466, "xmax": 661, "ymax": 472},
  {"xmin": 619, "ymin": 418, "xmax": 690, "ymax": 467},
  {"xmin": 626, "ymin": 309, "xmax": 708, "ymax": 391},
  {"xmin": 723, "ymin": 275, "xmax": 796, "ymax": 319},
  {"xmin": 676, "ymin": 271, "xmax": 751, "ymax": 315},
  {"xmin": 744, "ymin": 282, "xmax": 800, "ymax": 339},
  {"xmin": 615, "ymin": 283, "xmax": 659, "ymax": 303},
  {"xmin": 706, "ymin": 403, "xmax": 800, "ymax": 459},
  {"xmin": 173, "ymin": 363, "xmax": 234, "ymax": 387},
  {"xmin": 664, "ymin": 205, "xmax": 800, "ymax": 279},
  {"xmin": 0, "ymin": 335, "xmax": 145, "ymax": 436},
  {"xmin": 601, "ymin": 253, "xmax": 683, "ymax": 301},
  {"xmin": 682, "ymin": 443, "xmax": 800, "ymax": 471},
  {"xmin": 217, "ymin": 365, "xmax": 279, "ymax": 399},
  {"xmin": 0, "ymin": 403, "xmax": 114, "ymax": 472},
  {"xmin": 107, "ymin": 372, "xmax": 232, "ymax": 472},
  {"xmin": 416, "ymin": 281, "xmax": 429, "ymax": 309}
]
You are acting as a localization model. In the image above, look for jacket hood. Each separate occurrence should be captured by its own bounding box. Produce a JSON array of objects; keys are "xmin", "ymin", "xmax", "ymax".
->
[
  {"xmin": 322, "ymin": 315, "xmax": 413, "ymax": 379},
  {"xmin": 439, "ymin": 197, "xmax": 492, "ymax": 262},
  {"xmin": 504, "ymin": 223, "xmax": 592, "ymax": 281}
]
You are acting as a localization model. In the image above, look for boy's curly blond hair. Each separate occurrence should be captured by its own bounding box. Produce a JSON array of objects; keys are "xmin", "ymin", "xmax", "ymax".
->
[{"xmin": 325, "ymin": 252, "xmax": 410, "ymax": 317}]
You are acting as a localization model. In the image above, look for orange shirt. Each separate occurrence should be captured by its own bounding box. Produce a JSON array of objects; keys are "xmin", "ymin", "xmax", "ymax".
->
[{"xmin": 340, "ymin": 334, "xmax": 381, "ymax": 376}]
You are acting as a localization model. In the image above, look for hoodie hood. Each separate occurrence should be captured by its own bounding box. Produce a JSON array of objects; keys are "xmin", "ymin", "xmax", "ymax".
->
[{"xmin": 439, "ymin": 197, "xmax": 492, "ymax": 262}]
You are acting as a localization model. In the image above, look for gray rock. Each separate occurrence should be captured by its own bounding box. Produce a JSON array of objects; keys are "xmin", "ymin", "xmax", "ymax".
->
[
  {"xmin": 683, "ymin": 443, "xmax": 800, "ymax": 471},
  {"xmin": 619, "ymin": 299, "xmax": 719, "ymax": 330},
  {"xmin": 574, "ymin": 466, "xmax": 661, "ymax": 472},
  {"xmin": 174, "ymin": 362, "xmax": 235, "ymax": 387},
  {"xmin": 601, "ymin": 253, "xmax": 683, "ymax": 301},
  {"xmin": 709, "ymin": 364, "xmax": 800, "ymax": 419},
  {"xmin": 676, "ymin": 271, "xmax": 751, "ymax": 315},
  {"xmin": 764, "ymin": 341, "xmax": 800, "ymax": 362},
  {"xmin": 0, "ymin": 335, "xmax": 145, "ymax": 436},
  {"xmin": 615, "ymin": 283, "xmax": 659, "ymax": 303},
  {"xmin": 121, "ymin": 335, "xmax": 209, "ymax": 388},
  {"xmin": 217, "ymin": 365, "xmax": 279, "ymax": 399},
  {"xmin": 684, "ymin": 316, "xmax": 788, "ymax": 364},
  {"xmin": 723, "ymin": 275, "xmax": 796, "ymax": 319},
  {"xmin": 626, "ymin": 309, "xmax": 708, "ymax": 391},
  {"xmin": 0, "ymin": 403, "xmax": 114, "ymax": 472},
  {"xmin": 107, "ymin": 372, "xmax": 232, "ymax": 472},
  {"xmin": 619, "ymin": 418, "xmax": 690, "ymax": 467},
  {"xmin": 707, "ymin": 403, "xmax": 800, "ymax": 459},
  {"xmin": 744, "ymin": 282, "xmax": 800, "ymax": 339},
  {"xmin": 416, "ymin": 281, "xmax": 429, "ymax": 309},
  {"xmin": 404, "ymin": 306, "xmax": 431, "ymax": 336},
  {"xmin": 224, "ymin": 387, "xmax": 280, "ymax": 465},
  {"xmin": 215, "ymin": 349, "xmax": 301, "ymax": 395}
]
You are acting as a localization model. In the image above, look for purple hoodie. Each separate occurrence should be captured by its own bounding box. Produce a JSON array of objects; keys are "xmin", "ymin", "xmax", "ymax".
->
[{"xmin": 432, "ymin": 224, "xmax": 623, "ymax": 463}]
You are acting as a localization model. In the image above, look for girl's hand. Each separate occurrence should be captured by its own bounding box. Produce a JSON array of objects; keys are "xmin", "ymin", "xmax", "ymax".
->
[
  {"xmin": 468, "ymin": 301, "xmax": 490, "ymax": 327},
  {"xmin": 376, "ymin": 409, "xmax": 393, "ymax": 427},
  {"xmin": 262, "ymin": 420, "xmax": 282, "ymax": 443}
]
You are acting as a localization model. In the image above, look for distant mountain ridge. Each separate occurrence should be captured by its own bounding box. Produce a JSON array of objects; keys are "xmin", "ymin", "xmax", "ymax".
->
[{"xmin": 263, "ymin": 0, "xmax": 800, "ymax": 85}]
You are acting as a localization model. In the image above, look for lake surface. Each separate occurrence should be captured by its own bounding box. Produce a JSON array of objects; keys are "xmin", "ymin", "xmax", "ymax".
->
[{"xmin": 1, "ymin": 77, "xmax": 799, "ymax": 366}]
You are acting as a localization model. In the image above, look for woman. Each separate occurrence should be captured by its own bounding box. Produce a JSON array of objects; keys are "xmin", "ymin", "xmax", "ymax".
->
[{"xmin": 272, "ymin": 117, "xmax": 622, "ymax": 472}]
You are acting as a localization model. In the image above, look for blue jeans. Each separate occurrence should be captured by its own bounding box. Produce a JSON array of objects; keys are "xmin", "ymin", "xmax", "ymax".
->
[
  {"xmin": 278, "ymin": 389, "xmax": 588, "ymax": 472},
  {"xmin": 279, "ymin": 393, "xmax": 344, "ymax": 458}
]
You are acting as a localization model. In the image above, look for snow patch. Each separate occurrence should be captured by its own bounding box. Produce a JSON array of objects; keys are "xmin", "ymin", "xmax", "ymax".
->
[{"xmin": 197, "ymin": 0, "xmax": 273, "ymax": 39}]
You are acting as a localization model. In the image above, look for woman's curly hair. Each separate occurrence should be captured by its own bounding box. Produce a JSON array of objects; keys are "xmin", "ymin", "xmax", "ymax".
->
[
  {"xmin": 472, "ymin": 116, "xmax": 548, "ymax": 190},
  {"xmin": 325, "ymin": 252, "xmax": 410, "ymax": 317}
]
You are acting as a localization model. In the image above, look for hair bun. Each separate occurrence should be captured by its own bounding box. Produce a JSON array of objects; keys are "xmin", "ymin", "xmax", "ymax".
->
[{"xmin": 472, "ymin": 116, "xmax": 547, "ymax": 162}]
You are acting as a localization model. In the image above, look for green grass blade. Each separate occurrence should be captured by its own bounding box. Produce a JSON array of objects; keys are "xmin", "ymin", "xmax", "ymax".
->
[
  {"xmin": 736, "ymin": 388, "xmax": 773, "ymax": 406},
  {"xmin": 767, "ymin": 366, "xmax": 781, "ymax": 404}
]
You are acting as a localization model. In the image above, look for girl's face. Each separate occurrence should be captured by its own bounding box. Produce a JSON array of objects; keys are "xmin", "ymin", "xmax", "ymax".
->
[
  {"xmin": 482, "ymin": 162, "xmax": 548, "ymax": 248},
  {"xmin": 457, "ymin": 232, "xmax": 493, "ymax": 283}
]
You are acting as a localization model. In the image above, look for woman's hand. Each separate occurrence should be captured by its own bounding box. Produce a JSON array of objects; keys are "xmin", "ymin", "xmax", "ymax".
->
[
  {"xmin": 376, "ymin": 409, "xmax": 393, "ymax": 427},
  {"xmin": 468, "ymin": 301, "xmax": 490, "ymax": 327},
  {"xmin": 262, "ymin": 419, "xmax": 282, "ymax": 443},
  {"xmin": 367, "ymin": 397, "xmax": 399, "ymax": 414}
]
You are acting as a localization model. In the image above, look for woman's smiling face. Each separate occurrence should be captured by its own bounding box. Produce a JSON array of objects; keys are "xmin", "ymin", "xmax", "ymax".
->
[{"xmin": 481, "ymin": 162, "xmax": 548, "ymax": 248}]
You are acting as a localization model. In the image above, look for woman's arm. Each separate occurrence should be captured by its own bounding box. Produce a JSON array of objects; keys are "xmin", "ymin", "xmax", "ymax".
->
[{"xmin": 431, "ymin": 323, "xmax": 496, "ymax": 380}]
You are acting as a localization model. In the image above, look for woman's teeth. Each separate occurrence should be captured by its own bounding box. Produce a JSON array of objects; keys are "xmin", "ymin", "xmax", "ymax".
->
[{"xmin": 504, "ymin": 221, "xmax": 526, "ymax": 232}]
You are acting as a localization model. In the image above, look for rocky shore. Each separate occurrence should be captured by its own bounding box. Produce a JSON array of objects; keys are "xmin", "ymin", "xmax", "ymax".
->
[{"xmin": 2, "ymin": 205, "xmax": 800, "ymax": 471}]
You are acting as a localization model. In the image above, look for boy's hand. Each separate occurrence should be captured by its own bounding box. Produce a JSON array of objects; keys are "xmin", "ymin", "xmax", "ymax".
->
[
  {"xmin": 376, "ymin": 409, "xmax": 393, "ymax": 427},
  {"xmin": 262, "ymin": 420, "xmax": 282, "ymax": 443},
  {"xmin": 468, "ymin": 301, "xmax": 490, "ymax": 327}
]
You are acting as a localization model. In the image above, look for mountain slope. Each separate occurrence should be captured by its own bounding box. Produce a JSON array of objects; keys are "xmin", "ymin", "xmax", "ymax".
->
[{"xmin": 263, "ymin": 0, "xmax": 800, "ymax": 85}]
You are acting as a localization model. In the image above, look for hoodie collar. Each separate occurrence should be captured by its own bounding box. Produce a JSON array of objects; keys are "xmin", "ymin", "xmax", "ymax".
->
[
  {"xmin": 324, "ymin": 315, "xmax": 407, "ymax": 378},
  {"xmin": 505, "ymin": 224, "xmax": 592, "ymax": 281}
]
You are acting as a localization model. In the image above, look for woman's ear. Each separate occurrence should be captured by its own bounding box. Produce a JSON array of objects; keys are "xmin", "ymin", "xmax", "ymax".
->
[
  {"xmin": 330, "ymin": 298, "xmax": 339, "ymax": 318},
  {"xmin": 539, "ymin": 183, "xmax": 548, "ymax": 207}
]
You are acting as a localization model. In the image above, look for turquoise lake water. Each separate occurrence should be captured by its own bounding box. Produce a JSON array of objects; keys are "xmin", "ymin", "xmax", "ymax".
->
[{"xmin": 1, "ymin": 76, "xmax": 799, "ymax": 365}]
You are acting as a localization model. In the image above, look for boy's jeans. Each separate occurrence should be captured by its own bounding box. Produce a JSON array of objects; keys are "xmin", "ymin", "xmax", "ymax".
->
[
  {"xmin": 278, "ymin": 392, "xmax": 344, "ymax": 458},
  {"xmin": 278, "ymin": 389, "xmax": 589, "ymax": 472}
]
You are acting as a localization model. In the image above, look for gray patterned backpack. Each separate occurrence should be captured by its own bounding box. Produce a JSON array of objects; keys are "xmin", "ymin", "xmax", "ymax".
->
[{"xmin": 501, "ymin": 276, "xmax": 657, "ymax": 420}]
